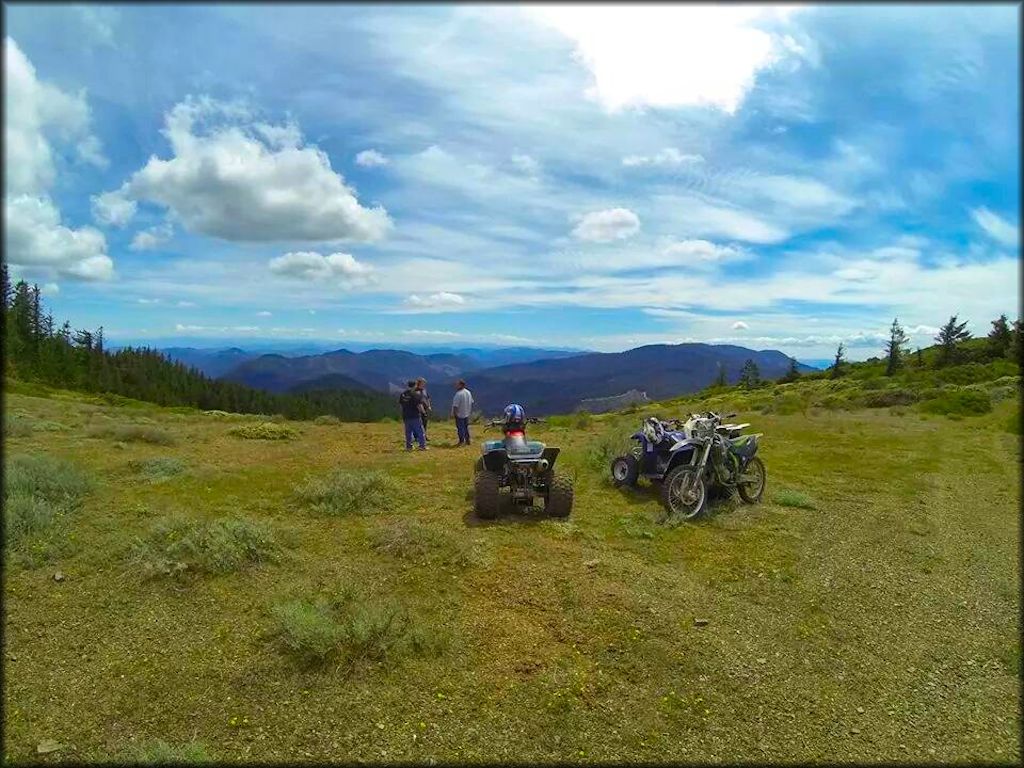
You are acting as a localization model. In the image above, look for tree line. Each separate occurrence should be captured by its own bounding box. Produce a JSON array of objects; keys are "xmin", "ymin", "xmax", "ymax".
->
[
  {"xmin": 719, "ymin": 312, "xmax": 1021, "ymax": 390},
  {"xmin": 1, "ymin": 269, "xmax": 394, "ymax": 422}
]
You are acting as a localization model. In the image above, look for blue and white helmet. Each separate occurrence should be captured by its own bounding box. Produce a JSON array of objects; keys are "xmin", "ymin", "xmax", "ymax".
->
[{"xmin": 503, "ymin": 403, "xmax": 525, "ymax": 423}]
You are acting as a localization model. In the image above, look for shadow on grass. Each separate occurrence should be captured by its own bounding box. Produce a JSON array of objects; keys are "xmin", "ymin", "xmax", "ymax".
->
[{"xmin": 461, "ymin": 494, "xmax": 555, "ymax": 527}]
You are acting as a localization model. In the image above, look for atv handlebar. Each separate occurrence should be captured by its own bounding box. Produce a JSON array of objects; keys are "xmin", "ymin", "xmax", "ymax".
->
[{"xmin": 486, "ymin": 417, "xmax": 544, "ymax": 428}]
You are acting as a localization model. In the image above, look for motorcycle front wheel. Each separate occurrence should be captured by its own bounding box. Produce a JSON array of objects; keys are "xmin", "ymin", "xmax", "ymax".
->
[
  {"xmin": 660, "ymin": 465, "xmax": 707, "ymax": 521},
  {"xmin": 737, "ymin": 457, "xmax": 766, "ymax": 503}
]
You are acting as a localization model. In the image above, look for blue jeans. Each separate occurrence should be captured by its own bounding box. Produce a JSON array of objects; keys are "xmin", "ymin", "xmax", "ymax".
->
[
  {"xmin": 404, "ymin": 417, "xmax": 426, "ymax": 450},
  {"xmin": 455, "ymin": 416, "xmax": 470, "ymax": 444}
]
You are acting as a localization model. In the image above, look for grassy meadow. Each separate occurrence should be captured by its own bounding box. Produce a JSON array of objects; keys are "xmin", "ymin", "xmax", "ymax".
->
[{"xmin": 2, "ymin": 378, "xmax": 1020, "ymax": 764}]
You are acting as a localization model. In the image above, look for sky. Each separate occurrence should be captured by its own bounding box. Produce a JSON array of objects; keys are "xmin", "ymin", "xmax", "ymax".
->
[{"xmin": 3, "ymin": 3, "xmax": 1020, "ymax": 360}]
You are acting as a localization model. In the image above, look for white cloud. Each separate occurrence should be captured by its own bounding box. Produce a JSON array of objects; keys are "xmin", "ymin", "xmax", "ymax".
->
[
  {"xmin": 75, "ymin": 135, "xmax": 108, "ymax": 169},
  {"xmin": 91, "ymin": 185, "xmax": 137, "ymax": 227},
  {"xmin": 129, "ymin": 223, "xmax": 173, "ymax": 251},
  {"xmin": 174, "ymin": 324, "xmax": 262, "ymax": 334},
  {"xmin": 41, "ymin": 282, "xmax": 59, "ymax": 295},
  {"xmin": 405, "ymin": 291, "xmax": 466, "ymax": 308},
  {"xmin": 622, "ymin": 148, "xmax": 704, "ymax": 167},
  {"xmin": 355, "ymin": 148, "xmax": 389, "ymax": 167},
  {"xmin": 525, "ymin": 5, "xmax": 805, "ymax": 113},
  {"xmin": 3, "ymin": 38, "xmax": 113, "ymax": 283},
  {"xmin": 111, "ymin": 96, "xmax": 392, "ymax": 242},
  {"xmin": 4, "ymin": 37, "xmax": 100, "ymax": 196},
  {"xmin": 137, "ymin": 298, "xmax": 161, "ymax": 305},
  {"xmin": 257, "ymin": 310, "xmax": 272, "ymax": 317},
  {"xmin": 971, "ymin": 207, "xmax": 1019, "ymax": 248},
  {"xmin": 268, "ymin": 251, "xmax": 375, "ymax": 286},
  {"xmin": 4, "ymin": 194, "xmax": 113, "ymax": 281},
  {"xmin": 177, "ymin": 300, "xmax": 196, "ymax": 307},
  {"xmin": 572, "ymin": 207, "xmax": 640, "ymax": 242},
  {"xmin": 654, "ymin": 194, "xmax": 788, "ymax": 243},
  {"xmin": 732, "ymin": 321, "xmax": 749, "ymax": 330},
  {"xmin": 661, "ymin": 239, "xmax": 751, "ymax": 267},
  {"xmin": 511, "ymin": 153, "xmax": 541, "ymax": 176}
]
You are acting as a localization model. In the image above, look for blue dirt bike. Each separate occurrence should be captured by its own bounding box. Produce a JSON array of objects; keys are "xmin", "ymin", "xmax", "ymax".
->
[{"xmin": 610, "ymin": 412, "xmax": 766, "ymax": 520}]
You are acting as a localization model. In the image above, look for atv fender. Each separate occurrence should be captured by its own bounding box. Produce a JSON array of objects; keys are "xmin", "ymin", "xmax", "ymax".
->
[
  {"xmin": 541, "ymin": 447, "xmax": 560, "ymax": 470},
  {"xmin": 665, "ymin": 446, "xmax": 697, "ymax": 472},
  {"xmin": 480, "ymin": 448, "xmax": 508, "ymax": 473}
]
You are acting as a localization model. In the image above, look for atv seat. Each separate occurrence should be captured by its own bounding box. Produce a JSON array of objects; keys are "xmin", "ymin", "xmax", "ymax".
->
[{"xmin": 509, "ymin": 440, "xmax": 545, "ymax": 458}]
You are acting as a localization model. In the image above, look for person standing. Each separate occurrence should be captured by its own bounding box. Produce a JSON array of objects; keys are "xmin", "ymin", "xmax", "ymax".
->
[
  {"xmin": 452, "ymin": 379, "xmax": 473, "ymax": 446},
  {"xmin": 399, "ymin": 379, "xmax": 427, "ymax": 451},
  {"xmin": 415, "ymin": 377, "xmax": 432, "ymax": 442}
]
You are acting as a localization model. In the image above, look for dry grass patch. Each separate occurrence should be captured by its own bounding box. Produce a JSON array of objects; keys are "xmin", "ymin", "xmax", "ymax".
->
[
  {"xmin": 294, "ymin": 469, "xmax": 398, "ymax": 516},
  {"xmin": 229, "ymin": 422, "xmax": 297, "ymax": 440}
]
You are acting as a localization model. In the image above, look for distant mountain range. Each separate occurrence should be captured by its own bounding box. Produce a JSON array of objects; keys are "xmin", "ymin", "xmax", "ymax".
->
[{"xmin": 162, "ymin": 342, "xmax": 814, "ymax": 416}]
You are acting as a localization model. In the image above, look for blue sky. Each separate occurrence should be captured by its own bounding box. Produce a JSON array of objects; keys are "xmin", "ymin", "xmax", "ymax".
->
[{"xmin": 4, "ymin": 3, "xmax": 1020, "ymax": 359}]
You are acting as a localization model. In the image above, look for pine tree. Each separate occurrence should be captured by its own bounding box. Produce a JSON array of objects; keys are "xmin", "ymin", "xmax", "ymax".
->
[
  {"xmin": 778, "ymin": 356, "xmax": 800, "ymax": 383},
  {"xmin": 830, "ymin": 343, "xmax": 846, "ymax": 380},
  {"xmin": 988, "ymin": 314, "xmax": 1012, "ymax": 358},
  {"xmin": 714, "ymin": 361, "xmax": 727, "ymax": 388},
  {"xmin": 738, "ymin": 359, "xmax": 761, "ymax": 389},
  {"xmin": 915, "ymin": 347, "xmax": 924, "ymax": 367},
  {"xmin": 884, "ymin": 317, "xmax": 909, "ymax": 376},
  {"xmin": 1, "ymin": 261, "xmax": 11, "ymax": 312},
  {"xmin": 1013, "ymin": 319, "xmax": 1024, "ymax": 364},
  {"xmin": 934, "ymin": 315, "xmax": 971, "ymax": 367}
]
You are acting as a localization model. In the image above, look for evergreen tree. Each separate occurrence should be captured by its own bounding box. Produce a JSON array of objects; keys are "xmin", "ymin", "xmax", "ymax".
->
[
  {"xmin": 778, "ymin": 356, "xmax": 800, "ymax": 383},
  {"xmin": 915, "ymin": 347, "xmax": 924, "ymax": 367},
  {"xmin": 714, "ymin": 361, "xmax": 727, "ymax": 388},
  {"xmin": 1013, "ymin": 319, "xmax": 1024, "ymax": 364},
  {"xmin": 934, "ymin": 314, "xmax": 971, "ymax": 367},
  {"xmin": 830, "ymin": 343, "xmax": 846, "ymax": 380},
  {"xmin": 738, "ymin": 359, "xmax": 761, "ymax": 389},
  {"xmin": 988, "ymin": 314, "xmax": 1012, "ymax": 358},
  {"xmin": 1, "ymin": 261, "xmax": 11, "ymax": 312},
  {"xmin": 884, "ymin": 317, "xmax": 909, "ymax": 376}
]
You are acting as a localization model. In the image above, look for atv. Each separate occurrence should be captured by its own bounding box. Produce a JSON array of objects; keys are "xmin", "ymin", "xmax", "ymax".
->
[
  {"xmin": 610, "ymin": 412, "xmax": 766, "ymax": 521},
  {"xmin": 473, "ymin": 415, "xmax": 574, "ymax": 520}
]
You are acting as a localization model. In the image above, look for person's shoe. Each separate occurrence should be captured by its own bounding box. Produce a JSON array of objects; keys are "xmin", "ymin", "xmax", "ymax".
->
[{"xmin": 418, "ymin": 446, "xmax": 429, "ymax": 451}]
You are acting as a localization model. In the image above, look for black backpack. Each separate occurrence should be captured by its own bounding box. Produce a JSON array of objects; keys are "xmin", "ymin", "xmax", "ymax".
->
[{"xmin": 398, "ymin": 389, "xmax": 413, "ymax": 407}]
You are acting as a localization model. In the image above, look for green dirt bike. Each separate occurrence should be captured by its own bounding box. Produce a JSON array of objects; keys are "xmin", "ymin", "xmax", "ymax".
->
[{"xmin": 657, "ymin": 411, "xmax": 766, "ymax": 521}]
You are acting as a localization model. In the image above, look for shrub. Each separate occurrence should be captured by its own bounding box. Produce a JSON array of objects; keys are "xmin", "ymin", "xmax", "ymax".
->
[
  {"xmin": 370, "ymin": 518, "xmax": 437, "ymax": 560},
  {"xmin": 4, "ymin": 415, "xmax": 35, "ymax": 437},
  {"xmin": 3, "ymin": 454, "xmax": 93, "ymax": 549},
  {"xmin": 271, "ymin": 589, "xmax": 436, "ymax": 668},
  {"xmin": 585, "ymin": 430, "xmax": 632, "ymax": 474},
  {"xmin": 773, "ymin": 489, "xmax": 817, "ymax": 510},
  {"xmin": 229, "ymin": 422, "xmax": 297, "ymax": 440},
  {"xmin": 919, "ymin": 389, "xmax": 992, "ymax": 417},
  {"xmin": 862, "ymin": 389, "xmax": 919, "ymax": 408},
  {"xmin": 86, "ymin": 423, "xmax": 176, "ymax": 445},
  {"xmin": 129, "ymin": 516, "xmax": 279, "ymax": 579},
  {"xmin": 573, "ymin": 411, "xmax": 593, "ymax": 430},
  {"xmin": 294, "ymin": 469, "xmax": 397, "ymax": 516},
  {"xmin": 314, "ymin": 414, "xmax": 342, "ymax": 426},
  {"xmin": 132, "ymin": 457, "xmax": 187, "ymax": 482},
  {"xmin": 132, "ymin": 740, "xmax": 212, "ymax": 764}
]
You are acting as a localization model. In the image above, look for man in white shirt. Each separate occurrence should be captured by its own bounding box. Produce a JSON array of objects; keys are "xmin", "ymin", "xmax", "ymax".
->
[{"xmin": 451, "ymin": 379, "xmax": 474, "ymax": 446}]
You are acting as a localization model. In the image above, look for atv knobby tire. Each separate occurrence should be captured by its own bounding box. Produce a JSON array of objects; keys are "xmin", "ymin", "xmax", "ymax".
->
[
  {"xmin": 474, "ymin": 470, "xmax": 501, "ymax": 519},
  {"xmin": 545, "ymin": 472, "xmax": 574, "ymax": 518},
  {"xmin": 737, "ymin": 457, "xmax": 766, "ymax": 504},
  {"xmin": 610, "ymin": 454, "xmax": 639, "ymax": 487}
]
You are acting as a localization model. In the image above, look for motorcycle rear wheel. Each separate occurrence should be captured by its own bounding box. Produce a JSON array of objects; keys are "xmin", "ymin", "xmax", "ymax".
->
[{"xmin": 737, "ymin": 457, "xmax": 766, "ymax": 503}]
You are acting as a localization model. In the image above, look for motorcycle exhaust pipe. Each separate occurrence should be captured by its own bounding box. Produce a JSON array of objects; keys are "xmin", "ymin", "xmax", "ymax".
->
[{"xmin": 538, "ymin": 459, "xmax": 550, "ymax": 471}]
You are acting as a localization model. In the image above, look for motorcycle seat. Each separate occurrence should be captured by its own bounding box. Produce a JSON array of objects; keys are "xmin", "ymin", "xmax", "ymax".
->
[{"xmin": 728, "ymin": 435, "xmax": 758, "ymax": 458}]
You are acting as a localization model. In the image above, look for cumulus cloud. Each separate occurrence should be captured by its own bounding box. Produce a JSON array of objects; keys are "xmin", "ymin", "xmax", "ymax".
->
[
  {"xmin": 971, "ymin": 207, "xmax": 1019, "ymax": 248},
  {"xmin": 355, "ymin": 148, "xmax": 389, "ymax": 167},
  {"xmin": 129, "ymin": 222, "xmax": 173, "ymax": 251},
  {"xmin": 268, "ymin": 251, "xmax": 375, "ymax": 286},
  {"xmin": 257, "ymin": 310, "xmax": 272, "ymax": 317},
  {"xmin": 5, "ymin": 195, "xmax": 113, "ymax": 280},
  {"xmin": 732, "ymin": 321, "xmax": 749, "ymax": 330},
  {"xmin": 90, "ymin": 185, "xmax": 137, "ymax": 227},
  {"xmin": 107, "ymin": 96, "xmax": 392, "ymax": 242},
  {"xmin": 572, "ymin": 207, "xmax": 640, "ymax": 242},
  {"xmin": 622, "ymin": 148, "xmax": 704, "ymax": 167},
  {"xmin": 525, "ymin": 6, "xmax": 806, "ymax": 113},
  {"xmin": 4, "ymin": 38, "xmax": 113, "ymax": 282},
  {"xmin": 405, "ymin": 291, "xmax": 466, "ymax": 308}
]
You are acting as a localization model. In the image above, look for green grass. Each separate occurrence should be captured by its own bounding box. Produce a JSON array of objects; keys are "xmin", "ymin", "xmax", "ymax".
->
[
  {"xmin": 918, "ymin": 388, "xmax": 993, "ymax": 416},
  {"xmin": 314, "ymin": 414, "xmax": 342, "ymax": 426},
  {"xmin": 128, "ymin": 516, "xmax": 279, "ymax": 580},
  {"xmin": 773, "ymin": 488, "xmax": 817, "ymax": 510},
  {"xmin": 228, "ymin": 422, "xmax": 297, "ymax": 440},
  {"xmin": 130, "ymin": 740, "xmax": 212, "ymax": 764},
  {"xmin": 1, "ymin": 384, "xmax": 1019, "ymax": 764},
  {"xmin": 293, "ymin": 469, "xmax": 398, "ymax": 516}
]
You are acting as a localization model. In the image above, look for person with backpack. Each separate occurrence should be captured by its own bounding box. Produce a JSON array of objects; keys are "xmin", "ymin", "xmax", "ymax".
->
[{"xmin": 398, "ymin": 379, "xmax": 427, "ymax": 451}]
